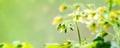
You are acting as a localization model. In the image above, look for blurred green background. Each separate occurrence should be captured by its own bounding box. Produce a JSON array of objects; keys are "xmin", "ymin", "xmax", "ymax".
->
[{"xmin": 0, "ymin": 0, "xmax": 105, "ymax": 48}]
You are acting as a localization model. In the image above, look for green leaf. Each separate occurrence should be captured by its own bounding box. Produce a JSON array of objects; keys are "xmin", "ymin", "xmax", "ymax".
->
[
  {"xmin": 60, "ymin": 40, "xmax": 72, "ymax": 48},
  {"xmin": 69, "ymin": 24, "xmax": 74, "ymax": 31},
  {"xmin": 64, "ymin": 28, "xmax": 67, "ymax": 33},
  {"xmin": 70, "ymin": 27, "xmax": 74, "ymax": 31},
  {"xmin": 103, "ymin": 41, "xmax": 111, "ymax": 48},
  {"xmin": 56, "ymin": 23, "xmax": 65, "ymax": 32},
  {"xmin": 56, "ymin": 23, "xmax": 62, "ymax": 31},
  {"xmin": 16, "ymin": 44, "xmax": 22, "ymax": 48},
  {"xmin": 93, "ymin": 37, "xmax": 104, "ymax": 42},
  {"xmin": 0, "ymin": 43, "xmax": 4, "ymax": 47}
]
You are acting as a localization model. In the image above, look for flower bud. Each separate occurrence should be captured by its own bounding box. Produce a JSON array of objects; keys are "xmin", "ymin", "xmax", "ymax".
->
[
  {"xmin": 97, "ymin": 21, "xmax": 104, "ymax": 26},
  {"xmin": 59, "ymin": 5, "xmax": 67, "ymax": 12},
  {"xmin": 103, "ymin": 25, "xmax": 109, "ymax": 31},
  {"xmin": 74, "ymin": 4, "xmax": 79, "ymax": 11},
  {"xmin": 97, "ymin": 7, "xmax": 105, "ymax": 13},
  {"xmin": 53, "ymin": 16, "xmax": 62, "ymax": 25},
  {"xmin": 110, "ymin": 12, "xmax": 116, "ymax": 19},
  {"xmin": 87, "ymin": 22, "xmax": 96, "ymax": 32}
]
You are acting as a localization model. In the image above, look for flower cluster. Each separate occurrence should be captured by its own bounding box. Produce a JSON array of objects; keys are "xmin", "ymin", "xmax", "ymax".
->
[
  {"xmin": 51, "ymin": 0, "xmax": 120, "ymax": 48},
  {"xmin": 52, "ymin": 3, "xmax": 120, "ymax": 48},
  {"xmin": 53, "ymin": 4, "xmax": 120, "ymax": 34}
]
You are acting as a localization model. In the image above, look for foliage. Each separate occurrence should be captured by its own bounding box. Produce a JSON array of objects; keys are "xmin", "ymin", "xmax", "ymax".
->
[
  {"xmin": 46, "ymin": 0, "xmax": 120, "ymax": 48},
  {"xmin": 0, "ymin": 41, "xmax": 33, "ymax": 48}
]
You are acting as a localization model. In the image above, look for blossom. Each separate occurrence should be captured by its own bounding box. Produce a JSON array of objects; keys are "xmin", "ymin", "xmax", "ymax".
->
[
  {"xmin": 97, "ymin": 20, "xmax": 104, "ymax": 26},
  {"xmin": 97, "ymin": 7, "xmax": 105, "ymax": 13},
  {"xmin": 59, "ymin": 26, "xmax": 65, "ymax": 32},
  {"xmin": 87, "ymin": 22, "xmax": 96, "ymax": 32},
  {"xmin": 59, "ymin": 5, "xmax": 67, "ymax": 12},
  {"xmin": 103, "ymin": 25, "xmax": 109, "ymax": 31},
  {"xmin": 110, "ymin": 12, "xmax": 116, "ymax": 19},
  {"xmin": 103, "ymin": 22, "xmax": 109, "ymax": 31},
  {"xmin": 53, "ymin": 16, "xmax": 62, "ymax": 25},
  {"xmin": 74, "ymin": 4, "xmax": 79, "ymax": 11}
]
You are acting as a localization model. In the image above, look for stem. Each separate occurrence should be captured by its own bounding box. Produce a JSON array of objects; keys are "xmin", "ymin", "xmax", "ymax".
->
[
  {"xmin": 75, "ymin": 21, "xmax": 81, "ymax": 44},
  {"xmin": 108, "ymin": 0, "xmax": 113, "ymax": 12},
  {"xmin": 113, "ymin": 25, "xmax": 120, "ymax": 45}
]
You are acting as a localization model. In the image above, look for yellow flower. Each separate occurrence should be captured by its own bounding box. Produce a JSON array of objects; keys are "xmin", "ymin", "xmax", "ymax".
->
[
  {"xmin": 53, "ymin": 16, "xmax": 62, "ymax": 25},
  {"xmin": 87, "ymin": 12, "xmax": 95, "ymax": 20},
  {"xmin": 97, "ymin": 7, "xmax": 105, "ymax": 13},
  {"xmin": 97, "ymin": 20, "xmax": 104, "ymax": 26},
  {"xmin": 98, "ymin": 32, "xmax": 107, "ymax": 38},
  {"xmin": 74, "ymin": 5, "xmax": 79, "ymax": 11},
  {"xmin": 102, "ymin": 21, "xmax": 109, "ymax": 31},
  {"xmin": 110, "ymin": 12, "xmax": 116, "ymax": 19},
  {"xmin": 59, "ymin": 5, "xmax": 67, "ymax": 12},
  {"xmin": 103, "ymin": 25, "xmax": 109, "ymax": 31},
  {"xmin": 87, "ymin": 22, "xmax": 96, "ymax": 32},
  {"xmin": 59, "ymin": 26, "xmax": 65, "ymax": 32}
]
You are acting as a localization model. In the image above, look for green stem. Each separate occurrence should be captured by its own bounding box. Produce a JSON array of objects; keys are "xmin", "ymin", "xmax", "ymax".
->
[
  {"xmin": 108, "ymin": 0, "xmax": 113, "ymax": 12},
  {"xmin": 75, "ymin": 21, "xmax": 81, "ymax": 44},
  {"xmin": 113, "ymin": 25, "xmax": 120, "ymax": 45}
]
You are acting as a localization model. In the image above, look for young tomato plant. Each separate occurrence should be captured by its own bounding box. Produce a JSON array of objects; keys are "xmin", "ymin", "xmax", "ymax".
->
[{"xmin": 46, "ymin": 0, "xmax": 120, "ymax": 48}]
